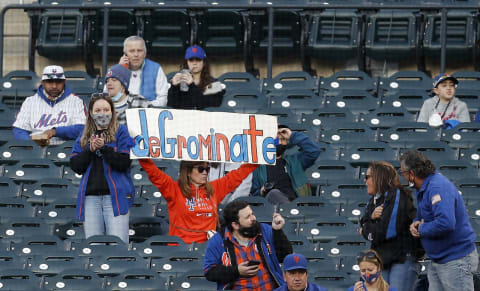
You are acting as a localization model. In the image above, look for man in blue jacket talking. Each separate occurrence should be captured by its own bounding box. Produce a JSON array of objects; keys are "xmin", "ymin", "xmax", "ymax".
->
[{"xmin": 400, "ymin": 150, "xmax": 477, "ymax": 291}]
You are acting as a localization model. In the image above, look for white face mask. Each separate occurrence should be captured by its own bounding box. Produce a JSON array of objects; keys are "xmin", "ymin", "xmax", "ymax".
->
[{"xmin": 428, "ymin": 113, "xmax": 443, "ymax": 127}]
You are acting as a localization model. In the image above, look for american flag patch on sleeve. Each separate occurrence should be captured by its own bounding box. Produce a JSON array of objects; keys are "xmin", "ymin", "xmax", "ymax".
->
[{"xmin": 431, "ymin": 194, "xmax": 442, "ymax": 205}]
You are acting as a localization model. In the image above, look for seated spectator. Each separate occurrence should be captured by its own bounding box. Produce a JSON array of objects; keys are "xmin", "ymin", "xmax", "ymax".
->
[
  {"xmin": 251, "ymin": 125, "xmax": 321, "ymax": 205},
  {"xmin": 13, "ymin": 65, "xmax": 86, "ymax": 145},
  {"xmin": 138, "ymin": 159, "xmax": 258, "ymax": 244},
  {"xmin": 348, "ymin": 250, "xmax": 398, "ymax": 291},
  {"xmin": 274, "ymin": 253, "xmax": 327, "ymax": 291},
  {"xmin": 204, "ymin": 200, "xmax": 292, "ymax": 290},
  {"xmin": 70, "ymin": 95, "xmax": 135, "ymax": 244},
  {"xmin": 360, "ymin": 161, "xmax": 423, "ymax": 290},
  {"xmin": 167, "ymin": 45, "xmax": 225, "ymax": 110},
  {"xmin": 417, "ymin": 73, "xmax": 470, "ymax": 128},
  {"xmin": 105, "ymin": 64, "xmax": 151, "ymax": 125},
  {"xmin": 209, "ymin": 162, "xmax": 253, "ymax": 204},
  {"xmin": 119, "ymin": 36, "xmax": 168, "ymax": 107}
]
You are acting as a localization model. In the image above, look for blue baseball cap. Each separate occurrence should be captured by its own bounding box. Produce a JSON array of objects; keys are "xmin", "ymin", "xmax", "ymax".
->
[
  {"xmin": 106, "ymin": 64, "xmax": 131, "ymax": 90},
  {"xmin": 283, "ymin": 253, "xmax": 307, "ymax": 271},
  {"xmin": 185, "ymin": 45, "xmax": 206, "ymax": 60},
  {"xmin": 433, "ymin": 73, "xmax": 458, "ymax": 88}
]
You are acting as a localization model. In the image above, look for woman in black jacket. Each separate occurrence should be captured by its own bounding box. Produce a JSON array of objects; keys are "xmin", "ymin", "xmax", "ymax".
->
[
  {"xmin": 360, "ymin": 161, "xmax": 423, "ymax": 291},
  {"xmin": 167, "ymin": 45, "xmax": 225, "ymax": 110}
]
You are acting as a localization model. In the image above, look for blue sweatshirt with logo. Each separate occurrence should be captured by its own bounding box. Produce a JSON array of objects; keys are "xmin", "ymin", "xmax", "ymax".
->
[{"xmin": 416, "ymin": 172, "xmax": 476, "ymax": 263}]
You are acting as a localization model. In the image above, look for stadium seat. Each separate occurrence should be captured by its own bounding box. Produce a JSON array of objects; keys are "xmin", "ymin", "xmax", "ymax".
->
[
  {"xmin": 36, "ymin": 198, "xmax": 77, "ymax": 224},
  {"xmin": 11, "ymin": 235, "xmax": 67, "ymax": 258},
  {"xmin": 0, "ymin": 250, "xmax": 26, "ymax": 271},
  {"xmin": 129, "ymin": 216, "xmax": 169, "ymax": 243},
  {"xmin": 139, "ymin": 184, "xmax": 167, "ymax": 205},
  {"xmin": 298, "ymin": 216, "xmax": 358, "ymax": 243},
  {"xmin": 228, "ymin": 196, "xmax": 274, "ymax": 221},
  {"xmin": 311, "ymin": 270, "xmax": 356, "ymax": 291},
  {"xmin": 0, "ymin": 197, "xmax": 36, "ymax": 222},
  {"xmin": 0, "ymin": 140, "xmax": 45, "ymax": 164},
  {"xmin": 151, "ymin": 250, "xmax": 204, "ymax": 280},
  {"xmin": 0, "ymin": 269, "xmax": 42, "ymax": 291},
  {"xmin": 129, "ymin": 198, "xmax": 157, "ymax": 218},
  {"xmin": 279, "ymin": 196, "xmax": 339, "ymax": 224},
  {"xmin": 320, "ymin": 179, "xmax": 368, "ymax": 204},
  {"xmin": 423, "ymin": 10, "xmax": 476, "ymax": 61},
  {"xmin": 339, "ymin": 142, "xmax": 396, "ymax": 166},
  {"xmin": 301, "ymin": 107, "xmax": 356, "ymax": 131},
  {"xmin": 460, "ymin": 145, "xmax": 480, "ymax": 168},
  {"xmin": 453, "ymin": 71, "xmax": 480, "ymax": 91},
  {"xmin": 435, "ymin": 159, "xmax": 479, "ymax": 181},
  {"xmin": 379, "ymin": 121, "xmax": 440, "ymax": 145},
  {"xmin": 396, "ymin": 140, "xmax": 457, "ymax": 161},
  {"xmin": 3, "ymin": 159, "xmax": 63, "ymax": 184},
  {"xmin": 170, "ymin": 270, "xmax": 218, "ymax": 291},
  {"xmin": 105, "ymin": 268, "xmax": 166, "ymax": 291},
  {"xmin": 379, "ymin": 70, "xmax": 432, "ymax": 96},
  {"xmin": 263, "ymin": 71, "xmax": 317, "ymax": 93},
  {"xmin": 359, "ymin": 104, "xmax": 417, "ymax": 129},
  {"xmin": 318, "ymin": 122, "xmax": 378, "ymax": 145},
  {"xmin": 43, "ymin": 268, "xmax": 103, "ymax": 291},
  {"xmin": 220, "ymin": 89, "xmax": 268, "ymax": 113},
  {"xmin": 323, "ymin": 90, "xmax": 378, "ymax": 115},
  {"xmin": 379, "ymin": 90, "xmax": 430, "ymax": 117},
  {"xmin": 142, "ymin": 8, "xmax": 191, "ymax": 57},
  {"xmin": 28, "ymin": 252, "xmax": 89, "ymax": 277},
  {"xmin": 309, "ymin": 10, "xmax": 364, "ymax": 70},
  {"xmin": 0, "ymin": 218, "xmax": 52, "ymax": 244},
  {"xmin": 0, "ymin": 70, "xmax": 39, "ymax": 93},
  {"xmin": 452, "ymin": 89, "xmax": 480, "ymax": 116},
  {"xmin": 61, "ymin": 164, "xmax": 83, "ymax": 186},
  {"xmin": 320, "ymin": 71, "xmax": 375, "ymax": 95},
  {"xmin": 441, "ymin": 122, "xmax": 480, "ymax": 149},
  {"xmin": 53, "ymin": 219, "xmax": 84, "ymax": 241},
  {"xmin": 21, "ymin": 178, "xmax": 77, "ymax": 205},
  {"xmin": 218, "ymin": 72, "xmax": 261, "ymax": 93},
  {"xmin": 63, "ymin": 71, "xmax": 97, "ymax": 100},
  {"xmin": 89, "ymin": 252, "xmax": 149, "ymax": 277},
  {"xmin": 256, "ymin": 107, "xmax": 302, "ymax": 124},
  {"xmin": 45, "ymin": 140, "xmax": 75, "ymax": 166},
  {"xmin": 456, "ymin": 178, "xmax": 480, "ymax": 203},
  {"xmin": 131, "ymin": 235, "xmax": 190, "ymax": 259},
  {"xmin": 305, "ymin": 160, "xmax": 358, "ymax": 185},
  {"xmin": 268, "ymin": 89, "xmax": 323, "ymax": 117},
  {"xmin": 0, "ymin": 176, "xmax": 21, "ymax": 199},
  {"xmin": 70, "ymin": 235, "xmax": 129, "ymax": 258},
  {"xmin": 365, "ymin": 10, "xmax": 419, "ymax": 63}
]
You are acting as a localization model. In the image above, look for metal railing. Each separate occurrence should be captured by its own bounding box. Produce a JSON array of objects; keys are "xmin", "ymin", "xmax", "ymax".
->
[{"xmin": 1, "ymin": 2, "xmax": 479, "ymax": 79}]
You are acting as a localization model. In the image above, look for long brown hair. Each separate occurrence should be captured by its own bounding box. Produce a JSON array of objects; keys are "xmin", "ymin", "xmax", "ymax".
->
[
  {"xmin": 178, "ymin": 161, "xmax": 214, "ymax": 199},
  {"xmin": 182, "ymin": 58, "xmax": 212, "ymax": 92},
  {"xmin": 358, "ymin": 249, "xmax": 389, "ymax": 291},
  {"xmin": 368, "ymin": 161, "xmax": 410, "ymax": 197},
  {"xmin": 80, "ymin": 94, "xmax": 119, "ymax": 149}
]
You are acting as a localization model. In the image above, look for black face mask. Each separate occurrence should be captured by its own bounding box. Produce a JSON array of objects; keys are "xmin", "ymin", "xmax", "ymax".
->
[
  {"xmin": 238, "ymin": 221, "xmax": 261, "ymax": 238},
  {"xmin": 276, "ymin": 144, "xmax": 287, "ymax": 157}
]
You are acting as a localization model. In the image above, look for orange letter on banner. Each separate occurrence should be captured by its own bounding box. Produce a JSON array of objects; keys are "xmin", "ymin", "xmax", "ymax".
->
[
  {"xmin": 177, "ymin": 135, "xmax": 187, "ymax": 159},
  {"xmin": 149, "ymin": 137, "xmax": 161, "ymax": 158},
  {"xmin": 243, "ymin": 115, "xmax": 263, "ymax": 163},
  {"xmin": 215, "ymin": 133, "xmax": 230, "ymax": 161},
  {"xmin": 198, "ymin": 135, "xmax": 212, "ymax": 160}
]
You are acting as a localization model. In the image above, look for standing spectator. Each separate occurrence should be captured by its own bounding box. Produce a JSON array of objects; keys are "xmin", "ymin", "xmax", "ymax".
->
[
  {"xmin": 417, "ymin": 73, "xmax": 470, "ymax": 128},
  {"xmin": 251, "ymin": 125, "xmax": 321, "ymax": 204},
  {"xmin": 105, "ymin": 64, "xmax": 151, "ymax": 125},
  {"xmin": 204, "ymin": 200, "xmax": 292, "ymax": 290},
  {"xmin": 360, "ymin": 161, "xmax": 422, "ymax": 291},
  {"xmin": 138, "ymin": 159, "xmax": 258, "ymax": 244},
  {"xmin": 167, "ymin": 45, "xmax": 225, "ymax": 110},
  {"xmin": 348, "ymin": 250, "xmax": 398, "ymax": 291},
  {"xmin": 274, "ymin": 253, "xmax": 328, "ymax": 291},
  {"xmin": 13, "ymin": 65, "xmax": 86, "ymax": 145},
  {"xmin": 119, "ymin": 36, "xmax": 168, "ymax": 107},
  {"xmin": 70, "ymin": 95, "xmax": 135, "ymax": 244},
  {"xmin": 400, "ymin": 150, "xmax": 478, "ymax": 291}
]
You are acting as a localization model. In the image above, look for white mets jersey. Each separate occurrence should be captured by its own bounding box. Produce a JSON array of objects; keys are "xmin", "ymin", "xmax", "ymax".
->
[{"xmin": 13, "ymin": 92, "xmax": 86, "ymax": 145}]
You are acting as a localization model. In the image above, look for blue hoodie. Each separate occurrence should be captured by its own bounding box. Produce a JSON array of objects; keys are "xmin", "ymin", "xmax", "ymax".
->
[
  {"xmin": 416, "ymin": 171, "xmax": 476, "ymax": 263},
  {"xmin": 275, "ymin": 282, "xmax": 328, "ymax": 291},
  {"xmin": 71, "ymin": 125, "xmax": 135, "ymax": 221}
]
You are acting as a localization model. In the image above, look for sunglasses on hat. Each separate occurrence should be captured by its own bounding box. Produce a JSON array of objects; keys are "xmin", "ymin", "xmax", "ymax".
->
[
  {"xmin": 193, "ymin": 165, "xmax": 211, "ymax": 174},
  {"xmin": 44, "ymin": 73, "xmax": 65, "ymax": 79},
  {"xmin": 357, "ymin": 251, "xmax": 379, "ymax": 263}
]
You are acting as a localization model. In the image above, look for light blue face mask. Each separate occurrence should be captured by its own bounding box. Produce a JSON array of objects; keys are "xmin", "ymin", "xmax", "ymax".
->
[{"xmin": 111, "ymin": 91, "xmax": 123, "ymax": 102}]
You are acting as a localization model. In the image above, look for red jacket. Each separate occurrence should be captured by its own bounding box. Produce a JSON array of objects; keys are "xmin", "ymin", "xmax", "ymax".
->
[{"xmin": 139, "ymin": 159, "xmax": 258, "ymax": 244}]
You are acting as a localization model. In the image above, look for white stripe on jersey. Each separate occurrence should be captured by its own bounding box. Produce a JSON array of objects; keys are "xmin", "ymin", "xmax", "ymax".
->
[{"xmin": 12, "ymin": 93, "xmax": 86, "ymax": 145}]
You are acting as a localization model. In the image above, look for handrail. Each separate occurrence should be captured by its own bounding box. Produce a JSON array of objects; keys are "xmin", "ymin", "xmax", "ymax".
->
[{"xmin": 1, "ymin": 2, "xmax": 479, "ymax": 78}]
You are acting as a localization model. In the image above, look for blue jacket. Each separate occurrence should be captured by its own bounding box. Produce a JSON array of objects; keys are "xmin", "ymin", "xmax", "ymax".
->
[
  {"xmin": 347, "ymin": 285, "xmax": 397, "ymax": 291},
  {"xmin": 13, "ymin": 85, "xmax": 85, "ymax": 140},
  {"xmin": 71, "ymin": 125, "xmax": 135, "ymax": 221},
  {"xmin": 274, "ymin": 282, "xmax": 328, "ymax": 291},
  {"xmin": 141, "ymin": 58, "xmax": 160, "ymax": 101},
  {"xmin": 416, "ymin": 171, "xmax": 476, "ymax": 263},
  {"xmin": 204, "ymin": 223, "xmax": 288, "ymax": 290},
  {"xmin": 251, "ymin": 131, "xmax": 320, "ymax": 197}
]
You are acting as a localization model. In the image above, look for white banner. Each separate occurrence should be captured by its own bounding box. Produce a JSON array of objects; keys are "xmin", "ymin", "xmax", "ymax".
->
[{"xmin": 126, "ymin": 108, "xmax": 278, "ymax": 165}]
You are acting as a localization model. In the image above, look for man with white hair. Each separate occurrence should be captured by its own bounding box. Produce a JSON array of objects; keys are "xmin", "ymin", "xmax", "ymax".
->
[
  {"xmin": 118, "ymin": 35, "xmax": 168, "ymax": 107},
  {"xmin": 12, "ymin": 65, "xmax": 86, "ymax": 145}
]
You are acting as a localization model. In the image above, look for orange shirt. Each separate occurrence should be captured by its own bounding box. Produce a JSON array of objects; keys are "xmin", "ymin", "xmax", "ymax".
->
[{"xmin": 139, "ymin": 159, "xmax": 258, "ymax": 244}]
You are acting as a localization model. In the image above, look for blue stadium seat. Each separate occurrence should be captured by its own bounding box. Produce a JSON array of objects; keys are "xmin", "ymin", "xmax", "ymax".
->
[
  {"xmin": 89, "ymin": 252, "xmax": 149, "ymax": 277},
  {"xmin": 139, "ymin": 185, "xmax": 167, "ymax": 205},
  {"xmin": 0, "ymin": 70, "xmax": 39, "ymax": 93},
  {"xmin": 105, "ymin": 268, "xmax": 166, "ymax": 291},
  {"xmin": 379, "ymin": 121, "xmax": 440, "ymax": 145},
  {"xmin": 0, "ymin": 251, "xmax": 26, "ymax": 271},
  {"xmin": 43, "ymin": 269, "xmax": 103, "ymax": 291},
  {"xmin": 36, "ymin": 198, "xmax": 77, "ymax": 225},
  {"xmin": 301, "ymin": 107, "xmax": 357, "ymax": 131},
  {"xmin": 380, "ymin": 89, "xmax": 430, "ymax": 118},
  {"xmin": 339, "ymin": 142, "xmax": 396, "ymax": 166},
  {"xmin": 460, "ymin": 145, "xmax": 480, "ymax": 168},
  {"xmin": 379, "ymin": 71, "xmax": 432, "ymax": 96},
  {"xmin": 318, "ymin": 122, "xmax": 377, "ymax": 145},
  {"xmin": 263, "ymin": 71, "xmax": 317, "ymax": 93},
  {"xmin": 129, "ymin": 217, "xmax": 169, "ymax": 243},
  {"xmin": 0, "ymin": 269, "xmax": 42, "ymax": 291},
  {"xmin": 3, "ymin": 159, "xmax": 62, "ymax": 184},
  {"xmin": 323, "ymin": 90, "xmax": 378, "ymax": 115},
  {"xmin": 359, "ymin": 104, "xmax": 417, "ymax": 129},
  {"xmin": 435, "ymin": 159, "xmax": 479, "ymax": 181},
  {"xmin": 0, "ymin": 176, "xmax": 20, "ymax": 199},
  {"xmin": 218, "ymin": 72, "xmax": 261, "ymax": 93},
  {"xmin": 298, "ymin": 216, "xmax": 358, "ymax": 243},
  {"xmin": 0, "ymin": 140, "xmax": 45, "ymax": 164},
  {"xmin": 305, "ymin": 160, "xmax": 358, "ymax": 184},
  {"xmin": 70, "ymin": 235, "xmax": 128, "ymax": 258},
  {"xmin": 11, "ymin": 235, "xmax": 67, "ymax": 258},
  {"xmin": 396, "ymin": 140, "xmax": 457, "ymax": 161},
  {"xmin": 311, "ymin": 270, "xmax": 356, "ymax": 291},
  {"xmin": 320, "ymin": 179, "xmax": 367, "ymax": 204},
  {"xmin": 64, "ymin": 71, "xmax": 97, "ymax": 99},
  {"xmin": 28, "ymin": 252, "xmax": 89, "ymax": 277},
  {"xmin": 279, "ymin": 196, "xmax": 339, "ymax": 224},
  {"xmin": 53, "ymin": 219, "xmax": 84, "ymax": 241},
  {"xmin": 320, "ymin": 71, "xmax": 375, "ymax": 95},
  {"xmin": 170, "ymin": 270, "xmax": 217, "ymax": 291},
  {"xmin": 21, "ymin": 178, "xmax": 77, "ymax": 205},
  {"xmin": 441, "ymin": 122, "xmax": 480, "ymax": 149},
  {"xmin": 131, "ymin": 235, "xmax": 190, "ymax": 259},
  {"xmin": 268, "ymin": 90, "xmax": 323, "ymax": 117},
  {"xmin": 150, "ymin": 250, "xmax": 204, "ymax": 280},
  {"xmin": 220, "ymin": 89, "xmax": 268, "ymax": 113},
  {"xmin": 0, "ymin": 218, "xmax": 52, "ymax": 243},
  {"xmin": 452, "ymin": 71, "xmax": 480, "ymax": 91},
  {"xmin": 45, "ymin": 140, "xmax": 75, "ymax": 166},
  {"xmin": 0, "ymin": 197, "xmax": 36, "ymax": 222},
  {"xmin": 453, "ymin": 89, "xmax": 480, "ymax": 117}
]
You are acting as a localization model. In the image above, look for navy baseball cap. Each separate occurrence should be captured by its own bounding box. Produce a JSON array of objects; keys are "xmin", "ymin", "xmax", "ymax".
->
[
  {"xmin": 433, "ymin": 73, "xmax": 458, "ymax": 88},
  {"xmin": 283, "ymin": 253, "xmax": 307, "ymax": 271},
  {"xmin": 106, "ymin": 64, "xmax": 131, "ymax": 90},
  {"xmin": 185, "ymin": 45, "xmax": 206, "ymax": 60}
]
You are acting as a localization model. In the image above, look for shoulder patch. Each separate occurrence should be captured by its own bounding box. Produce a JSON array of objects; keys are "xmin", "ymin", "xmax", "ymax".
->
[{"xmin": 431, "ymin": 194, "xmax": 442, "ymax": 205}]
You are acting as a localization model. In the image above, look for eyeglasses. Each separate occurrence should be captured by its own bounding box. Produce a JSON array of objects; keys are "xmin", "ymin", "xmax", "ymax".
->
[
  {"xmin": 193, "ymin": 165, "xmax": 210, "ymax": 174},
  {"xmin": 356, "ymin": 251, "xmax": 379, "ymax": 263},
  {"xmin": 91, "ymin": 92, "xmax": 109, "ymax": 99},
  {"xmin": 364, "ymin": 174, "xmax": 372, "ymax": 181},
  {"xmin": 43, "ymin": 73, "xmax": 65, "ymax": 79}
]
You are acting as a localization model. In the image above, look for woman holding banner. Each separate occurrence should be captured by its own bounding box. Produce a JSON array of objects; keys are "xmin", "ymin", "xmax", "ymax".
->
[
  {"xmin": 139, "ymin": 158, "xmax": 258, "ymax": 244},
  {"xmin": 167, "ymin": 45, "xmax": 225, "ymax": 110},
  {"xmin": 70, "ymin": 94, "xmax": 135, "ymax": 244}
]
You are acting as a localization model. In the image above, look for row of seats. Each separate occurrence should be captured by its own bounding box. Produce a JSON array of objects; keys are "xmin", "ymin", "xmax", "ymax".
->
[{"xmin": 28, "ymin": 3, "xmax": 480, "ymax": 74}]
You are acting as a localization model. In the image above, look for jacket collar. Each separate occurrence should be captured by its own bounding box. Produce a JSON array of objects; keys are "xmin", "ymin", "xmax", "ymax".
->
[{"xmin": 37, "ymin": 84, "xmax": 73, "ymax": 107}]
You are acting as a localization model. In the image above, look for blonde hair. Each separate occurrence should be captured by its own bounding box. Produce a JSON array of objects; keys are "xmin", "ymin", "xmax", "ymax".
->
[
  {"xmin": 357, "ymin": 249, "xmax": 390, "ymax": 291},
  {"xmin": 80, "ymin": 94, "xmax": 118, "ymax": 149}
]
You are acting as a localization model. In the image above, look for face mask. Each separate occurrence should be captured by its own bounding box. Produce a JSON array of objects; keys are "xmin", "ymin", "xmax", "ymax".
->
[
  {"xmin": 362, "ymin": 271, "xmax": 381, "ymax": 284},
  {"xmin": 276, "ymin": 144, "xmax": 287, "ymax": 157},
  {"xmin": 92, "ymin": 113, "xmax": 112, "ymax": 128},
  {"xmin": 239, "ymin": 221, "xmax": 261, "ymax": 238},
  {"xmin": 111, "ymin": 91, "xmax": 123, "ymax": 102}
]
